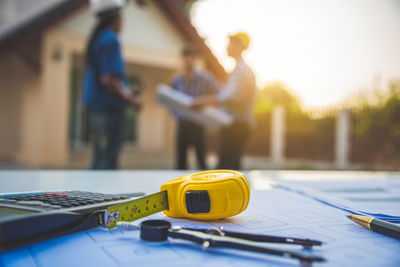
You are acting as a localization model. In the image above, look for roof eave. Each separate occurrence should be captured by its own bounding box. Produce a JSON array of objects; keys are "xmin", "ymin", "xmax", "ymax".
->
[
  {"xmin": 0, "ymin": 0, "xmax": 88, "ymax": 54},
  {"xmin": 154, "ymin": 0, "xmax": 227, "ymax": 81}
]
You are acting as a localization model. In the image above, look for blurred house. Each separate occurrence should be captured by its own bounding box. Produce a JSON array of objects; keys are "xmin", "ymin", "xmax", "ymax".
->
[{"xmin": 0, "ymin": 0, "xmax": 225, "ymax": 167}]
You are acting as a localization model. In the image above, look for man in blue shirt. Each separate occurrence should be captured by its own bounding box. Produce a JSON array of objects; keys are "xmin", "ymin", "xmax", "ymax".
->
[
  {"xmin": 171, "ymin": 45, "xmax": 220, "ymax": 170},
  {"xmin": 83, "ymin": 0, "xmax": 141, "ymax": 169}
]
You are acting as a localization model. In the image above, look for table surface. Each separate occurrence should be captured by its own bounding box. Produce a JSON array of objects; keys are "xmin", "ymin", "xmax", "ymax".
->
[{"xmin": 1, "ymin": 170, "xmax": 399, "ymax": 267}]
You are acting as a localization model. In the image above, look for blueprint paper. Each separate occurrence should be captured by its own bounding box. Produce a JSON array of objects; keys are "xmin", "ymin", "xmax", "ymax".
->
[
  {"xmin": 157, "ymin": 84, "xmax": 233, "ymax": 131},
  {"xmin": 1, "ymin": 188, "xmax": 399, "ymax": 267},
  {"xmin": 270, "ymin": 178, "xmax": 400, "ymax": 222}
]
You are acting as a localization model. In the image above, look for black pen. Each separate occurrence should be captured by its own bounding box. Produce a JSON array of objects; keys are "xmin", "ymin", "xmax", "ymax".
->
[{"xmin": 347, "ymin": 215, "xmax": 400, "ymax": 240}]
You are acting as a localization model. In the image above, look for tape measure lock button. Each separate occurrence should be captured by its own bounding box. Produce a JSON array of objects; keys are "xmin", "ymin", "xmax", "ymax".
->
[{"xmin": 185, "ymin": 191, "xmax": 210, "ymax": 213}]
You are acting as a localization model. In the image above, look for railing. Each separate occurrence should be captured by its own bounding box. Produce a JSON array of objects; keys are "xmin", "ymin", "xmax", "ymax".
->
[{"xmin": 246, "ymin": 107, "xmax": 400, "ymax": 169}]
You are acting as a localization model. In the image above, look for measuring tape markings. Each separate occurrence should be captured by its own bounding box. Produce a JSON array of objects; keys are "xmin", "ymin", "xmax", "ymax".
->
[
  {"xmin": 104, "ymin": 191, "xmax": 168, "ymax": 229},
  {"xmin": 102, "ymin": 170, "xmax": 250, "ymax": 228}
]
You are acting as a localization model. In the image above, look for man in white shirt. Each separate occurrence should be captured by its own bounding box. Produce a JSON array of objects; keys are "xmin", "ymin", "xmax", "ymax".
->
[{"xmin": 192, "ymin": 32, "xmax": 256, "ymax": 170}]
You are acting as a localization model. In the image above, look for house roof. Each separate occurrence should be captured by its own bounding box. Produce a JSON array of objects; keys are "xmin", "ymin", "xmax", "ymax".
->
[
  {"xmin": 0, "ymin": 0, "xmax": 226, "ymax": 80},
  {"xmin": 0, "ymin": 0, "xmax": 85, "ymax": 51}
]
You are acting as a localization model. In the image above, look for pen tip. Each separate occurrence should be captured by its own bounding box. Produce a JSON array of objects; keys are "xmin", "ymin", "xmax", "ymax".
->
[{"xmin": 346, "ymin": 214, "xmax": 352, "ymax": 218}]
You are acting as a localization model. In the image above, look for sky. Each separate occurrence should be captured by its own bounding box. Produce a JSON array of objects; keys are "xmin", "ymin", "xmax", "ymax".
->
[{"xmin": 190, "ymin": 0, "xmax": 400, "ymax": 107}]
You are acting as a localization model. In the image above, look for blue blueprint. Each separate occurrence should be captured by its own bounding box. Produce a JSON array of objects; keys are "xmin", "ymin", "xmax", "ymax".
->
[{"xmin": 1, "ymin": 187, "xmax": 399, "ymax": 267}]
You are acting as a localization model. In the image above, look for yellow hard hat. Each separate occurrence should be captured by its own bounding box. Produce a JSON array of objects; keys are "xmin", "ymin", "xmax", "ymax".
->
[{"xmin": 229, "ymin": 32, "xmax": 250, "ymax": 49}]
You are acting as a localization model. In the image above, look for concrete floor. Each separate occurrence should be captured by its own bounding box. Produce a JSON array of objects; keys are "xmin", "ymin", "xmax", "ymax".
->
[
  {"xmin": 1, "ymin": 145, "xmax": 342, "ymax": 170},
  {"xmin": 68, "ymin": 146, "xmax": 339, "ymax": 170}
]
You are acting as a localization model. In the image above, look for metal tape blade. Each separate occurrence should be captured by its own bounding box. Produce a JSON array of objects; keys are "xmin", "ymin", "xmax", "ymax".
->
[{"xmin": 103, "ymin": 191, "xmax": 168, "ymax": 229}]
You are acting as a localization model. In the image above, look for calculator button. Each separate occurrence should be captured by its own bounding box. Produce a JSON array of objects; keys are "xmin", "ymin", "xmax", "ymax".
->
[
  {"xmin": 91, "ymin": 198, "xmax": 104, "ymax": 203},
  {"xmin": 16, "ymin": 200, "xmax": 45, "ymax": 206},
  {"xmin": 44, "ymin": 193, "xmax": 68, "ymax": 197},
  {"xmin": 11, "ymin": 196, "xmax": 28, "ymax": 200},
  {"xmin": 59, "ymin": 202, "xmax": 72, "ymax": 207},
  {"xmin": 3, "ymin": 191, "xmax": 135, "ymax": 210},
  {"xmin": 0, "ymin": 199, "xmax": 17, "ymax": 203}
]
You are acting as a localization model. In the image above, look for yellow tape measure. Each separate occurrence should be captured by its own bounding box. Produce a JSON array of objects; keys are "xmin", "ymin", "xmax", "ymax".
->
[{"xmin": 103, "ymin": 170, "xmax": 250, "ymax": 229}]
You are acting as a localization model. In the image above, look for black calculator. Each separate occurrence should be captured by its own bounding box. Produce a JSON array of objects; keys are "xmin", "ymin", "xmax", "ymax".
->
[
  {"xmin": 0, "ymin": 190, "xmax": 144, "ymax": 251},
  {"xmin": 0, "ymin": 190, "xmax": 144, "ymax": 212}
]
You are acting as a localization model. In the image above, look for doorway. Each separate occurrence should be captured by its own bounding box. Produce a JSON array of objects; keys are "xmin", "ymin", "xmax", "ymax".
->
[{"xmin": 68, "ymin": 55, "xmax": 141, "ymax": 148}]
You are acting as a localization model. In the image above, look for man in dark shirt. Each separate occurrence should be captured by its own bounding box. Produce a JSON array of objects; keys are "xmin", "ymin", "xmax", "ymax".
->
[
  {"xmin": 171, "ymin": 45, "xmax": 220, "ymax": 170},
  {"xmin": 83, "ymin": 0, "xmax": 141, "ymax": 169}
]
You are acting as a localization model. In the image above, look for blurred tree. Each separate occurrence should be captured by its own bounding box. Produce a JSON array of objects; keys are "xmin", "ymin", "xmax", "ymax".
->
[
  {"xmin": 254, "ymin": 81, "xmax": 301, "ymax": 114},
  {"xmin": 248, "ymin": 81, "xmax": 303, "ymax": 157},
  {"xmin": 351, "ymin": 79, "xmax": 400, "ymax": 166}
]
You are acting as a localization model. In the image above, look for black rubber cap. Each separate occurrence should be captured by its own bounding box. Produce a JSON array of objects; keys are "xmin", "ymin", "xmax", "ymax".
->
[{"xmin": 140, "ymin": 220, "xmax": 171, "ymax": 242}]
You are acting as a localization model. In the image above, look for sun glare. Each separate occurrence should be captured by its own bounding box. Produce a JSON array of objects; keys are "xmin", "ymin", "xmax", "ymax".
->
[{"xmin": 191, "ymin": 0, "xmax": 400, "ymax": 107}]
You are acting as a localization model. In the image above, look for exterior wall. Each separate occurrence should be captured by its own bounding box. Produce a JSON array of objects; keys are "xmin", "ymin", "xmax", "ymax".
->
[
  {"xmin": 60, "ymin": 0, "xmax": 185, "ymax": 55},
  {"xmin": 13, "ymin": 30, "xmax": 72, "ymax": 166},
  {"xmin": 0, "ymin": 56, "xmax": 37, "ymax": 161},
  {"xmin": 127, "ymin": 64, "xmax": 176, "ymax": 152},
  {"xmin": 0, "ymin": 41, "xmax": 69, "ymax": 166},
  {"xmin": 1, "ymin": 0, "xmax": 187, "ymax": 166}
]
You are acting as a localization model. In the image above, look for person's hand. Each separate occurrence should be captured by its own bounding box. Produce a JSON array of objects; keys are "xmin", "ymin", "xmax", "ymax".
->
[
  {"xmin": 191, "ymin": 95, "xmax": 218, "ymax": 109},
  {"xmin": 127, "ymin": 86, "xmax": 143, "ymax": 110},
  {"xmin": 131, "ymin": 85, "xmax": 142, "ymax": 95},
  {"xmin": 129, "ymin": 94, "xmax": 142, "ymax": 110},
  {"xmin": 191, "ymin": 97, "xmax": 207, "ymax": 109}
]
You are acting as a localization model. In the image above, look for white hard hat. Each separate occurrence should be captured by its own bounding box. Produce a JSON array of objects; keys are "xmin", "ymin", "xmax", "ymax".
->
[{"xmin": 90, "ymin": 0, "xmax": 126, "ymax": 15}]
